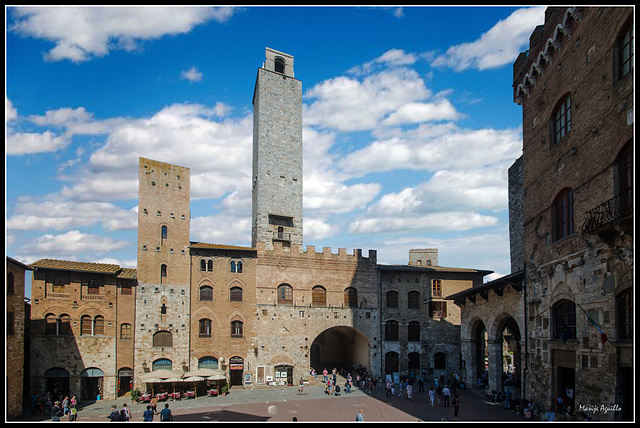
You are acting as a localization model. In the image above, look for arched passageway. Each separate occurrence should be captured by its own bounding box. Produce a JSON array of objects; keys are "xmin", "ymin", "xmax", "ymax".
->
[
  {"xmin": 499, "ymin": 317, "xmax": 522, "ymax": 391},
  {"xmin": 310, "ymin": 326, "xmax": 371, "ymax": 373}
]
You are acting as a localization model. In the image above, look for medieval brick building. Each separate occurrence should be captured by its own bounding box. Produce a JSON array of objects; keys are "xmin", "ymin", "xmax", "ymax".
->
[{"xmin": 18, "ymin": 48, "xmax": 489, "ymax": 413}]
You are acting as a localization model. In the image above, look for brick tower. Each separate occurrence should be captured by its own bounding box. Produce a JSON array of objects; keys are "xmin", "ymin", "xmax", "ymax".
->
[{"xmin": 251, "ymin": 48, "xmax": 303, "ymax": 250}]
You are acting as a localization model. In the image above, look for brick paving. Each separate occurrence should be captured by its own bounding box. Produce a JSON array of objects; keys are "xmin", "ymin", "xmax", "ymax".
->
[{"xmin": 22, "ymin": 382, "xmax": 524, "ymax": 423}]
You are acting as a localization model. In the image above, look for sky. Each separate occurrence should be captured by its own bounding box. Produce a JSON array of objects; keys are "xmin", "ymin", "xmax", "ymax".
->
[{"xmin": 6, "ymin": 6, "xmax": 547, "ymax": 289}]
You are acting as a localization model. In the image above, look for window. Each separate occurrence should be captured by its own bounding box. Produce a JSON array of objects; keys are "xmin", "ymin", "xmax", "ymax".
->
[
  {"xmin": 274, "ymin": 57, "xmax": 285, "ymax": 74},
  {"xmin": 53, "ymin": 276, "xmax": 65, "ymax": 293},
  {"xmin": 93, "ymin": 316, "xmax": 104, "ymax": 335},
  {"xmin": 384, "ymin": 320, "xmax": 399, "ymax": 341},
  {"xmin": 434, "ymin": 352, "xmax": 447, "ymax": 370},
  {"xmin": 81, "ymin": 315, "xmax": 92, "ymax": 336},
  {"xmin": 160, "ymin": 264, "xmax": 167, "ymax": 284},
  {"xmin": 408, "ymin": 321, "xmax": 421, "ymax": 342},
  {"xmin": 432, "ymin": 280, "xmax": 442, "ymax": 298},
  {"xmin": 198, "ymin": 356, "xmax": 218, "ymax": 370},
  {"xmin": 429, "ymin": 301, "xmax": 447, "ymax": 318},
  {"xmin": 120, "ymin": 323, "xmax": 132, "ymax": 339},
  {"xmin": 7, "ymin": 310, "xmax": 15, "ymax": 335},
  {"xmin": 344, "ymin": 287, "xmax": 358, "ymax": 307},
  {"xmin": 88, "ymin": 279, "xmax": 99, "ymax": 295},
  {"xmin": 553, "ymin": 94, "xmax": 572, "ymax": 144},
  {"xmin": 161, "ymin": 226, "xmax": 167, "ymax": 245},
  {"xmin": 200, "ymin": 259, "xmax": 213, "ymax": 272},
  {"xmin": 199, "ymin": 319, "xmax": 212, "ymax": 338},
  {"xmin": 277, "ymin": 284, "xmax": 293, "ymax": 304},
  {"xmin": 552, "ymin": 300, "xmax": 576, "ymax": 342},
  {"xmin": 618, "ymin": 20, "xmax": 634, "ymax": 80},
  {"xmin": 408, "ymin": 291, "xmax": 420, "ymax": 309},
  {"xmin": 231, "ymin": 320, "xmax": 243, "ymax": 338},
  {"xmin": 312, "ymin": 286, "xmax": 326, "ymax": 306},
  {"xmin": 230, "ymin": 286, "xmax": 243, "ymax": 302},
  {"xmin": 231, "ymin": 260, "xmax": 243, "ymax": 273},
  {"xmin": 553, "ymin": 189, "xmax": 574, "ymax": 241},
  {"xmin": 59, "ymin": 314, "xmax": 71, "ymax": 335},
  {"xmin": 617, "ymin": 141, "xmax": 633, "ymax": 212},
  {"xmin": 386, "ymin": 291, "xmax": 399, "ymax": 308},
  {"xmin": 121, "ymin": 283, "xmax": 132, "ymax": 295},
  {"xmin": 617, "ymin": 289, "xmax": 633, "ymax": 342},
  {"xmin": 153, "ymin": 331, "xmax": 173, "ymax": 347},
  {"xmin": 152, "ymin": 358, "xmax": 172, "ymax": 371},
  {"xmin": 385, "ymin": 352, "xmax": 399, "ymax": 374},
  {"xmin": 200, "ymin": 285, "xmax": 213, "ymax": 302}
]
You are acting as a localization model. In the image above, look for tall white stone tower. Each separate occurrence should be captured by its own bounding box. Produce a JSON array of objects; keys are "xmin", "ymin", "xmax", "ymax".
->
[{"xmin": 251, "ymin": 48, "xmax": 303, "ymax": 250}]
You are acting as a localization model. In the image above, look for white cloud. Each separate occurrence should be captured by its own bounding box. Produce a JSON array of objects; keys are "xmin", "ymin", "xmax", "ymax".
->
[
  {"xmin": 431, "ymin": 7, "xmax": 545, "ymax": 71},
  {"xmin": 10, "ymin": 6, "xmax": 236, "ymax": 62},
  {"xmin": 349, "ymin": 211, "xmax": 499, "ymax": 235},
  {"xmin": 304, "ymin": 67, "xmax": 435, "ymax": 131},
  {"xmin": 181, "ymin": 66, "xmax": 203, "ymax": 82},
  {"xmin": 22, "ymin": 230, "xmax": 129, "ymax": 256},
  {"xmin": 6, "ymin": 131, "xmax": 70, "ymax": 155}
]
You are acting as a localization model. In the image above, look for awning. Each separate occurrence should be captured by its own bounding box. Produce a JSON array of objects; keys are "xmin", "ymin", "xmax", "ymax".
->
[{"xmin": 139, "ymin": 370, "xmax": 184, "ymax": 380}]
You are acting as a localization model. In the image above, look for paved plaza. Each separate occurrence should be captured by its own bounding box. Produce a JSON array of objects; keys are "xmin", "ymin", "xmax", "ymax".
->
[{"xmin": 21, "ymin": 380, "xmax": 525, "ymax": 423}]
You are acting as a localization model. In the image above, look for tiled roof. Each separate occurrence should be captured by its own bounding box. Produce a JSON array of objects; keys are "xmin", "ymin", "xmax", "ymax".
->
[
  {"xmin": 30, "ymin": 259, "xmax": 136, "ymax": 279},
  {"xmin": 190, "ymin": 242, "xmax": 255, "ymax": 251},
  {"xmin": 378, "ymin": 264, "xmax": 493, "ymax": 274}
]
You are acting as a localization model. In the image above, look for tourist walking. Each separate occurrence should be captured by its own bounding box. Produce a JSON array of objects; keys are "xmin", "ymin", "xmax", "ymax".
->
[
  {"xmin": 323, "ymin": 368, "xmax": 328, "ymax": 383},
  {"xmin": 443, "ymin": 385, "xmax": 451, "ymax": 407},
  {"xmin": 143, "ymin": 405, "xmax": 155, "ymax": 422},
  {"xmin": 428, "ymin": 387, "xmax": 435, "ymax": 406},
  {"xmin": 68, "ymin": 404, "xmax": 78, "ymax": 422},
  {"xmin": 51, "ymin": 401, "xmax": 63, "ymax": 422},
  {"xmin": 160, "ymin": 403, "xmax": 173, "ymax": 421},
  {"xmin": 453, "ymin": 394, "xmax": 461, "ymax": 418}
]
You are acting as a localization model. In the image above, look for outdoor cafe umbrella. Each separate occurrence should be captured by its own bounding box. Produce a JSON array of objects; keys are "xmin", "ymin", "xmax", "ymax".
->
[{"xmin": 183, "ymin": 376, "xmax": 205, "ymax": 398}]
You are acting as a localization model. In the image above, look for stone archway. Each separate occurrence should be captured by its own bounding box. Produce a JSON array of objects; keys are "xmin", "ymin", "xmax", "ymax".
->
[{"xmin": 310, "ymin": 326, "xmax": 371, "ymax": 373}]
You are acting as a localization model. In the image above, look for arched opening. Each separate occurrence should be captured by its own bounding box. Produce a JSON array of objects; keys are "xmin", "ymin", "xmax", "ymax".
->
[
  {"xmin": 499, "ymin": 317, "xmax": 522, "ymax": 392},
  {"xmin": 473, "ymin": 321, "xmax": 488, "ymax": 389},
  {"xmin": 45, "ymin": 368, "xmax": 70, "ymax": 400},
  {"xmin": 310, "ymin": 326, "xmax": 371, "ymax": 374},
  {"xmin": 81, "ymin": 367, "xmax": 104, "ymax": 400}
]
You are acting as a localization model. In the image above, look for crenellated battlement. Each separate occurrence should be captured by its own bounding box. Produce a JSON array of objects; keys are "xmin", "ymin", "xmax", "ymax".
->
[{"xmin": 256, "ymin": 241, "xmax": 377, "ymax": 265}]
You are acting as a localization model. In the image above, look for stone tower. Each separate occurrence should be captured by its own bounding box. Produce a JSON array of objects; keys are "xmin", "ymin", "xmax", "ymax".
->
[
  {"xmin": 251, "ymin": 48, "xmax": 303, "ymax": 250},
  {"xmin": 134, "ymin": 157, "xmax": 191, "ymax": 384}
]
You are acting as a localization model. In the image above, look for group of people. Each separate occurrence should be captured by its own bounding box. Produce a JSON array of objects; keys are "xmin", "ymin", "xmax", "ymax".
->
[
  {"xmin": 107, "ymin": 402, "xmax": 174, "ymax": 422},
  {"xmin": 32, "ymin": 392, "xmax": 79, "ymax": 422}
]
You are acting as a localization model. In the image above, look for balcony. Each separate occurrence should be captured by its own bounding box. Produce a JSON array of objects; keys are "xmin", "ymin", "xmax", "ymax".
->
[{"xmin": 582, "ymin": 188, "xmax": 633, "ymax": 235}]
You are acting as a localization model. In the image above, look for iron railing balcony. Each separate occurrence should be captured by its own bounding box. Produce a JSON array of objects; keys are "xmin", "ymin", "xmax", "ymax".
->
[{"xmin": 582, "ymin": 188, "xmax": 633, "ymax": 234}]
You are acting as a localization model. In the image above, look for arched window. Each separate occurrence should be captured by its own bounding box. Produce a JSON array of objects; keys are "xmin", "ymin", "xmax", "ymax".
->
[
  {"xmin": 408, "ymin": 321, "xmax": 421, "ymax": 342},
  {"xmin": 278, "ymin": 284, "xmax": 293, "ymax": 304},
  {"xmin": 59, "ymin": 314, "xmax": 71, "ymax": 336},
  {"xmin": 200, "ymin": 284, "xmax": 213, "ymax": 301},
  {"xmin": 344, "ymin": 287, "xmax": 358, "ymax": 307},
  {"xmin": 230, "ymin": 286, "xmax": 243, "ymax": 302},
  {"xmin": 201, "ymin": 259, "xmax": 213, "ymax": 272},
  {"xmin": 231, "ymin": 320, "xmax": 243, "ymax": 338},
  {"xmin": 552, "ymin": 94, "xmax": 572, "ymax": 144},
  {"xmin": 198, "ymin": 356, "xmax": 218, "ymax": 370},
  {"xmin": 153, "ymin": 331, "xmax": 173, "ymax": 347},
  {"xmin": 93, "ymin": 315, "xmax": 104, "ymax": 335},
  {"xmin": 274, "ymin": 57, "xmax": 285, "ymax": 74},
  {"xmin": 434, "ymin": 352, "xmax": 447, "ymax": 370},
  {"xmin": 385, "ymin": 352, "xmax": 399, "ymax": 374},
  {"xmin": 312, "ymin": 286, "xmax": 326, "ymax": 306},
  {"xmin": 81, "ymin": 315, "xmax": 92, "ymax": 336},
  {"xmin": 384, "ymin": 320, "xmax": 399, "ymax": 341},
  {"xmin": 553, "ymin": 188, "xmax": 574, "ymax": 241},
  {"xmin": 53, "ymin": 276, "xmax": 66, "ymax": 293},
  {"xmin": 231, "ymin": 260, "xmax": 243, "ymax": 273},
  {"xmin": 88, "ymin": 279, "xmax": 99, "ymax": 295},
  {"xmin": 552, "ymin": 299, "xmax": 576, "ymax": 342},
  {"xmin": 408, "ymin": 291, "xmax": 420, "ymax": 309},
  {"xmin": 161, "ymin": 225, "xmax": 167, "ymax": 245},
  {"xmin": 120, "ymin": 323, "xmax": 132, "ymax": 339},
  {"xmin": 152, "ymin": 358, "xmax": 172, "ymax": 371},
  {"xmin": 386, "ymin": 291, "xmax": 399, "ymax": 308},
  {"xmin": 160, "ymin": 264, "xmax": 167, "ymax": 284},
  {"xmin": 199, "ymin": 319, "xmax": 212, "ymax": 338}
]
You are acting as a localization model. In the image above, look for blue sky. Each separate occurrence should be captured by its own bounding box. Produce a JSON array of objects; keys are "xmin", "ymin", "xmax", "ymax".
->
[{"xmin": 6, "ymin": 6, "xmax": 546, "ymax": 284}]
